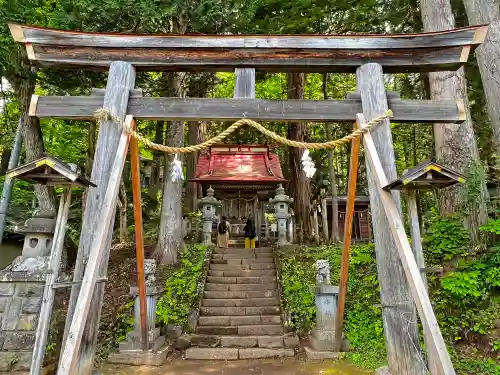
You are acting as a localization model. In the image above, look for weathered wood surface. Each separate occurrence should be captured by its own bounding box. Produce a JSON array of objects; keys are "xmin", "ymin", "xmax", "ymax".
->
[
  {"xmin": 357, "ymin": 63, "xmax": 425, "ymax": 375},
  {"xmin": 62, "ymin": 61, "xmax": 136, "ymax": 375},
  {"xmin": 361, "ymin": 113, "xmax": 456, "ymax": 375},
  {"xmin": 91, "ymin": 87, "xmax": 143, "ymax": 97},
  {"xmin": 31, "ymin": 95, "xmax": 466, "ymax": 123},
  {"xmin": 57, "ymin": 116, "xmax": 133, "ymax": 375},
  {"xmin": 10, "ymin": 23, "xmax": 486, "ymax": 49},
  {"xmin": 31, "ymin": 188, "xmax": 72, "ymax": 375},
  {"xmin": 8, "ymin": 23, "xmax": 487, "ymax": 73},
  {"xmin": 406, "ymin": 189, "xmax": 435, "ymax": 372},
  {"xmin": 21, "ymin": 44, "xmax": 474, "ymax": 73},
  {"xmin": 334, "ymin": 119, "xmax": 361, "ymax": 351}
]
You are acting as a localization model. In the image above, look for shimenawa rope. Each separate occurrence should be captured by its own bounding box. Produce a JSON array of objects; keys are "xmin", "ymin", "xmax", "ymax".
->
[{"xmin": 94, "ymin": 109, "xmax": 393, "ymax": 154}]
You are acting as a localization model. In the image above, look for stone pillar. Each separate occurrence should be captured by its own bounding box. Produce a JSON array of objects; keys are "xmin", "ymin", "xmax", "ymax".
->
[
  {"xmin": 108, "ymin": 259, "xmax": 168, "ymax": 366},
  {"xmin": 199, "ymin": 187, "xmax": 220, "ymax": 246},
  {"xmin": 308, "ymin": 260, "xmax": 340, "ymax": 356},
  {"xmin": 269, "ymin": 184, "xmax": 293, "ymax": 247}
]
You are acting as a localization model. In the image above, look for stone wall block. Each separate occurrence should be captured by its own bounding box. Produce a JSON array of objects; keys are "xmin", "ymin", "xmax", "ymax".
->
[
  {"xmin": 16, "ymin": 314, "xmax": 38, "ymax": 331},
  {"xmin": 1, "ymin": 298, "xmax": 22, "ymax": 330},
  {"xmin": 0, "ymin": 352, "xmax": 18, "ymax": 372},
  {"xmin": 0, "ymin": 298, "xmax": 8, "ymax": 313},
  {"xmin": 3, "ymin": 332, "xmax": 36, "ymax": 350},
  {"xmin": 21, "ymin": 296, "xmax": 42, "ymax": 314},
  {"xmin": 0, "ymin": 284, "xmax": 14, "ymax": 297},
  {"xmin": 10, "ymin": 351, "xmax": 31, "ymax": 371},
  {"xmin": 16, "ymin": 284, "xmax": 44, "ymax": 297}
]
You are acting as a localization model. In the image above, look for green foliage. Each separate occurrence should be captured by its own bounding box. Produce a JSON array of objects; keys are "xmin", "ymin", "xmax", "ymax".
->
[
  {"xmin": 424, "ymin": 215, "xmax": 470, "ymax": 262},
  {"xmin": 480, "ymin": 219, "xmax": 500, "ymax": 235},
  {"xmin": 156, "ymin": 244, "xmax": 208, "ymax": 327},
  {"xmin": 278, "ymin": 243, "xmax": 386, "ymax": 370}
]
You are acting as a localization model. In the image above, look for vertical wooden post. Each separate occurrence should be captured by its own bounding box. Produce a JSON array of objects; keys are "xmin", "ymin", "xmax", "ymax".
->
[
  {"xmin": 320, "ymin": 189, "xmax": 329, "ymax": 241},
  {"xmin": 357, "ymin": 63, "xmax": 425, "ymax": 375},
  {"xmin": 129, "ymin": 119, "xmax": 148, "ymax": 351},
  {"xmin": 361, "ymin": 113, "xmax": 456, "ymax": 375},
  {"xmin": 407, "ymin": 189, "xmax": 436, "ymax": 372},
  {"xmin": 312, "ymin": 203, "xmax": 320, "ymax": 245},
  {"xmin": 31, "ymin": 188, "xmax": 72, "ymax": 375},
  {"xmin": 334, "ymin": 121, "xmax": 361, "ymax": 351},
  {"xmin": 63, "ymin": 61, "xmax": 136, "ymax": 375}
]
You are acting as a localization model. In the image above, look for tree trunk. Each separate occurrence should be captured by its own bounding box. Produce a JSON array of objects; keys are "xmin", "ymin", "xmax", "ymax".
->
[
  {"xmin": 186, "ymin": 121, "xmax": 202, "ymax": 212},
  {"xmin": 8, "ymin": 54, "xmax": 56, "ymax": 217},
  {"xmin": 148, "ymin": 120, "xmax": 164, "ymax": 203},
  {"xmin": 155, "ymin": 76, "xmax": 186, "ymax": 264},
  {"xmin": 118, "ymin": 179, "xmax": 128, "ymax": 243},
  {"xmin": 287, "ymin": 73, "xmax": 312, "ymax": 239},
  {"xmin": 420, "ymin": 0, "xmax": 489, "ymax": 241},
  {"xmin": 326, "ymin": 125, "xmax": 340, "ymax": 242},
  {"xmin": 462, "ymin": 0, "xmax": 500, "ymax": 156}
]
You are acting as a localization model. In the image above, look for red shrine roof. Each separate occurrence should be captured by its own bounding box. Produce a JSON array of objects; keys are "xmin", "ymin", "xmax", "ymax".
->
[{"xmin": 191, "ymin": 145, "xmax": 286, "ymax": 184}]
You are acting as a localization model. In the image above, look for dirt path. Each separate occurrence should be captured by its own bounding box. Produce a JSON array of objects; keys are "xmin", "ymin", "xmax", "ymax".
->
[{"xmin": 100, "ymin": 358, "xmax": 370, "ymax": 375}]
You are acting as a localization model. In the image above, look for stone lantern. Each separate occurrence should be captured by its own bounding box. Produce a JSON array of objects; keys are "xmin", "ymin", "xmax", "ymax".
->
[
  {"xmin": 269, "ymin": 184, "xmax": 293, "ymax": 246},
  {"xmin": 199, "ymin": 186, "xmax": 220, "ymax": 245}
]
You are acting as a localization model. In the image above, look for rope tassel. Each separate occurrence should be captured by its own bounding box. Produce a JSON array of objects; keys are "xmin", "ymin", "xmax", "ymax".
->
[{"xmin": 171, "ymin": 154, "xmax": 184, "ymax": 183}]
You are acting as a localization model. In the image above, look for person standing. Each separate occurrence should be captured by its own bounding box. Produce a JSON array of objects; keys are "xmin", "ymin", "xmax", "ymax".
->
[
  {"xmin": 243, "ymin": 217, "xmax": 256, "ymax": 249},
  {"xmin": 217, "ymin": 216, "xmax": 230, "ymax": 248}
]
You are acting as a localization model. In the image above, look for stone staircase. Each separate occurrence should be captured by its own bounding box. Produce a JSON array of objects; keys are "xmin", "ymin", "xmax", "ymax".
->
[{"xmin": 185, "ymin": 247, "xmax": 297, "ymax": 360}]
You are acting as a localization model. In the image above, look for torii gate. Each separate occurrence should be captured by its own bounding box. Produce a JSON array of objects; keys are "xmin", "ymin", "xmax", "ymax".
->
[{"xmin": 8, "ymin": 23, "xmax": 487, "ymax": 375}]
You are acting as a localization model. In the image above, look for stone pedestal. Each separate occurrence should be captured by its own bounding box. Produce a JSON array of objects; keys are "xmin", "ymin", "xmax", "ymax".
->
[
  {"xmin": 108, "ymin": 259, "xmax": 168, "ymax": 366},
  {"xmin": 306, "ymin": 260, "xmax": 341, "ymax": 358},
  {"xmin": 269, "ymin": 184, "xmax": 293, "ymax": 247},
  {"xmin": 199, "ymin": 187, "xmax": 220, "ymax": 246}
]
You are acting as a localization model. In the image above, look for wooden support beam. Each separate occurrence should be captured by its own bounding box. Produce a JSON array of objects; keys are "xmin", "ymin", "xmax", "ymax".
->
[
  {"xmin": 360, "ymin": 113, "xmax": 456, "ymax": 375},
  {"xmin": 91, "ymin": 87, "xmax": 143, "ymax": 97},
  {"xmin": 129, "ymin": 118, "xmax": 149, "ymax": 351},
  {"xmin": 334, "ymin": 120, "xmax": 361, "ymax": 351},
  {"xmin": 57, "ymin": 116, "xmax": 133, "ymax": 375},
  {"xmin": 406, "ymin": 189, "xmax": 436, "ymax": 373},
  {"xmin": 62, "ymin": 61, "xmax": 136, "ymax": 375},
  {"xmin": 30, "ymin": 188, "xmax": 72, "ymax": 375},
  {"xmin": 356, "ymin": 63, "xmax": 425, "ymax": 374},
  {"xmin": 30, "ymin": 95, "xmax": 466, "ymax": 123}
]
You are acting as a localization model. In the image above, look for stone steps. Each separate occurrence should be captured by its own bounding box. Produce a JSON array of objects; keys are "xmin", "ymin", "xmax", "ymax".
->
[
  {"xmin": 202, "ymin": 297, "xmax": 279, "ymax": 307},
  {"xmin": 204, "ymin": 290, "xmax": 279, "ymax": 299},
  {"xmin": 208, "ymin": 269, "xmax": 276, "ymax": 277},
  {"xmin": 198, "ymin": 315, "xmax": 281, "ymax": 326},
  {"xmin": 206, "ymin": 276, "xmax": 277, "ymax": 284},
  {"xmin": 205, "ymin": 283, "xmax": 277, "ymax": 292},
  {"xmin": 189, "ymin": 247, "xmax": 290, "ymax": 360},
  {"xmin": 200, "ymin": 306, "xmax": 280, "ymax": 316},
  {"xmin": 210, "ymin": 263, "xmax": 275, "ymax": 270},
  {"xmin": 185, "ymin": 347, "xmax": 294, "ymax": 360},
  {"xmin": 196, "ymin": 324, "xmax": 284, "ymax": 336},
  {"xmin": 190, "ymin": 334, "xmax": 293, "ymax": 348}
]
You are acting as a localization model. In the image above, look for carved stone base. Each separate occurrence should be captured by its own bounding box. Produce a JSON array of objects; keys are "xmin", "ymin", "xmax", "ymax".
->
[
  {"xmin": 310, "ymin": 329, "xmax": 337, "ymax": 351},
  {"xmin": 304, "ymin": 346, "xmax": 341, "ymax": 360},
  {"xmin": 107, "ymin": 344, "xmax": 169, "ymax": 366}
]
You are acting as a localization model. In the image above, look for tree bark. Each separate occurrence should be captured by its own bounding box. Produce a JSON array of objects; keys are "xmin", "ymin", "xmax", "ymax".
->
[
  {"xmin": 287, "ymin": 73, "xmax": 312, "ymax": 238},
  {"xmin": 462, "ymin": 0, "xmax": 500, "ymax": 156},
  {"xmin": 8, "ymin": 52, "xmax": 56, "ymax": 217},
  {"xmin": 420, "ymin": 0, "xmax": 489, "ymax": 241},
  {"xmin": 186, "ymin": 121, "xmax": 202, "ymax": 212},
  {"xmin": 148, "ymin": 120, "xmax": 164, "ymax": 203},
  {"xmin": 326, "ymin": 125, "xmax": 340, "ymax": 242}
]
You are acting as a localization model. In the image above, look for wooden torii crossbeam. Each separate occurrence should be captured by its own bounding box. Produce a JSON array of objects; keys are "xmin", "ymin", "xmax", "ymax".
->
[{"xmin": 8, "ymin": 23, "xmax": 489, "ymax": 375}]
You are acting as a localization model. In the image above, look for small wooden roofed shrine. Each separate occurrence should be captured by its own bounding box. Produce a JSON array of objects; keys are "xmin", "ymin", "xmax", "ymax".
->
[{"xmin": 192, "ymin": 144, "xmax": 286, "ymax": 226}]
